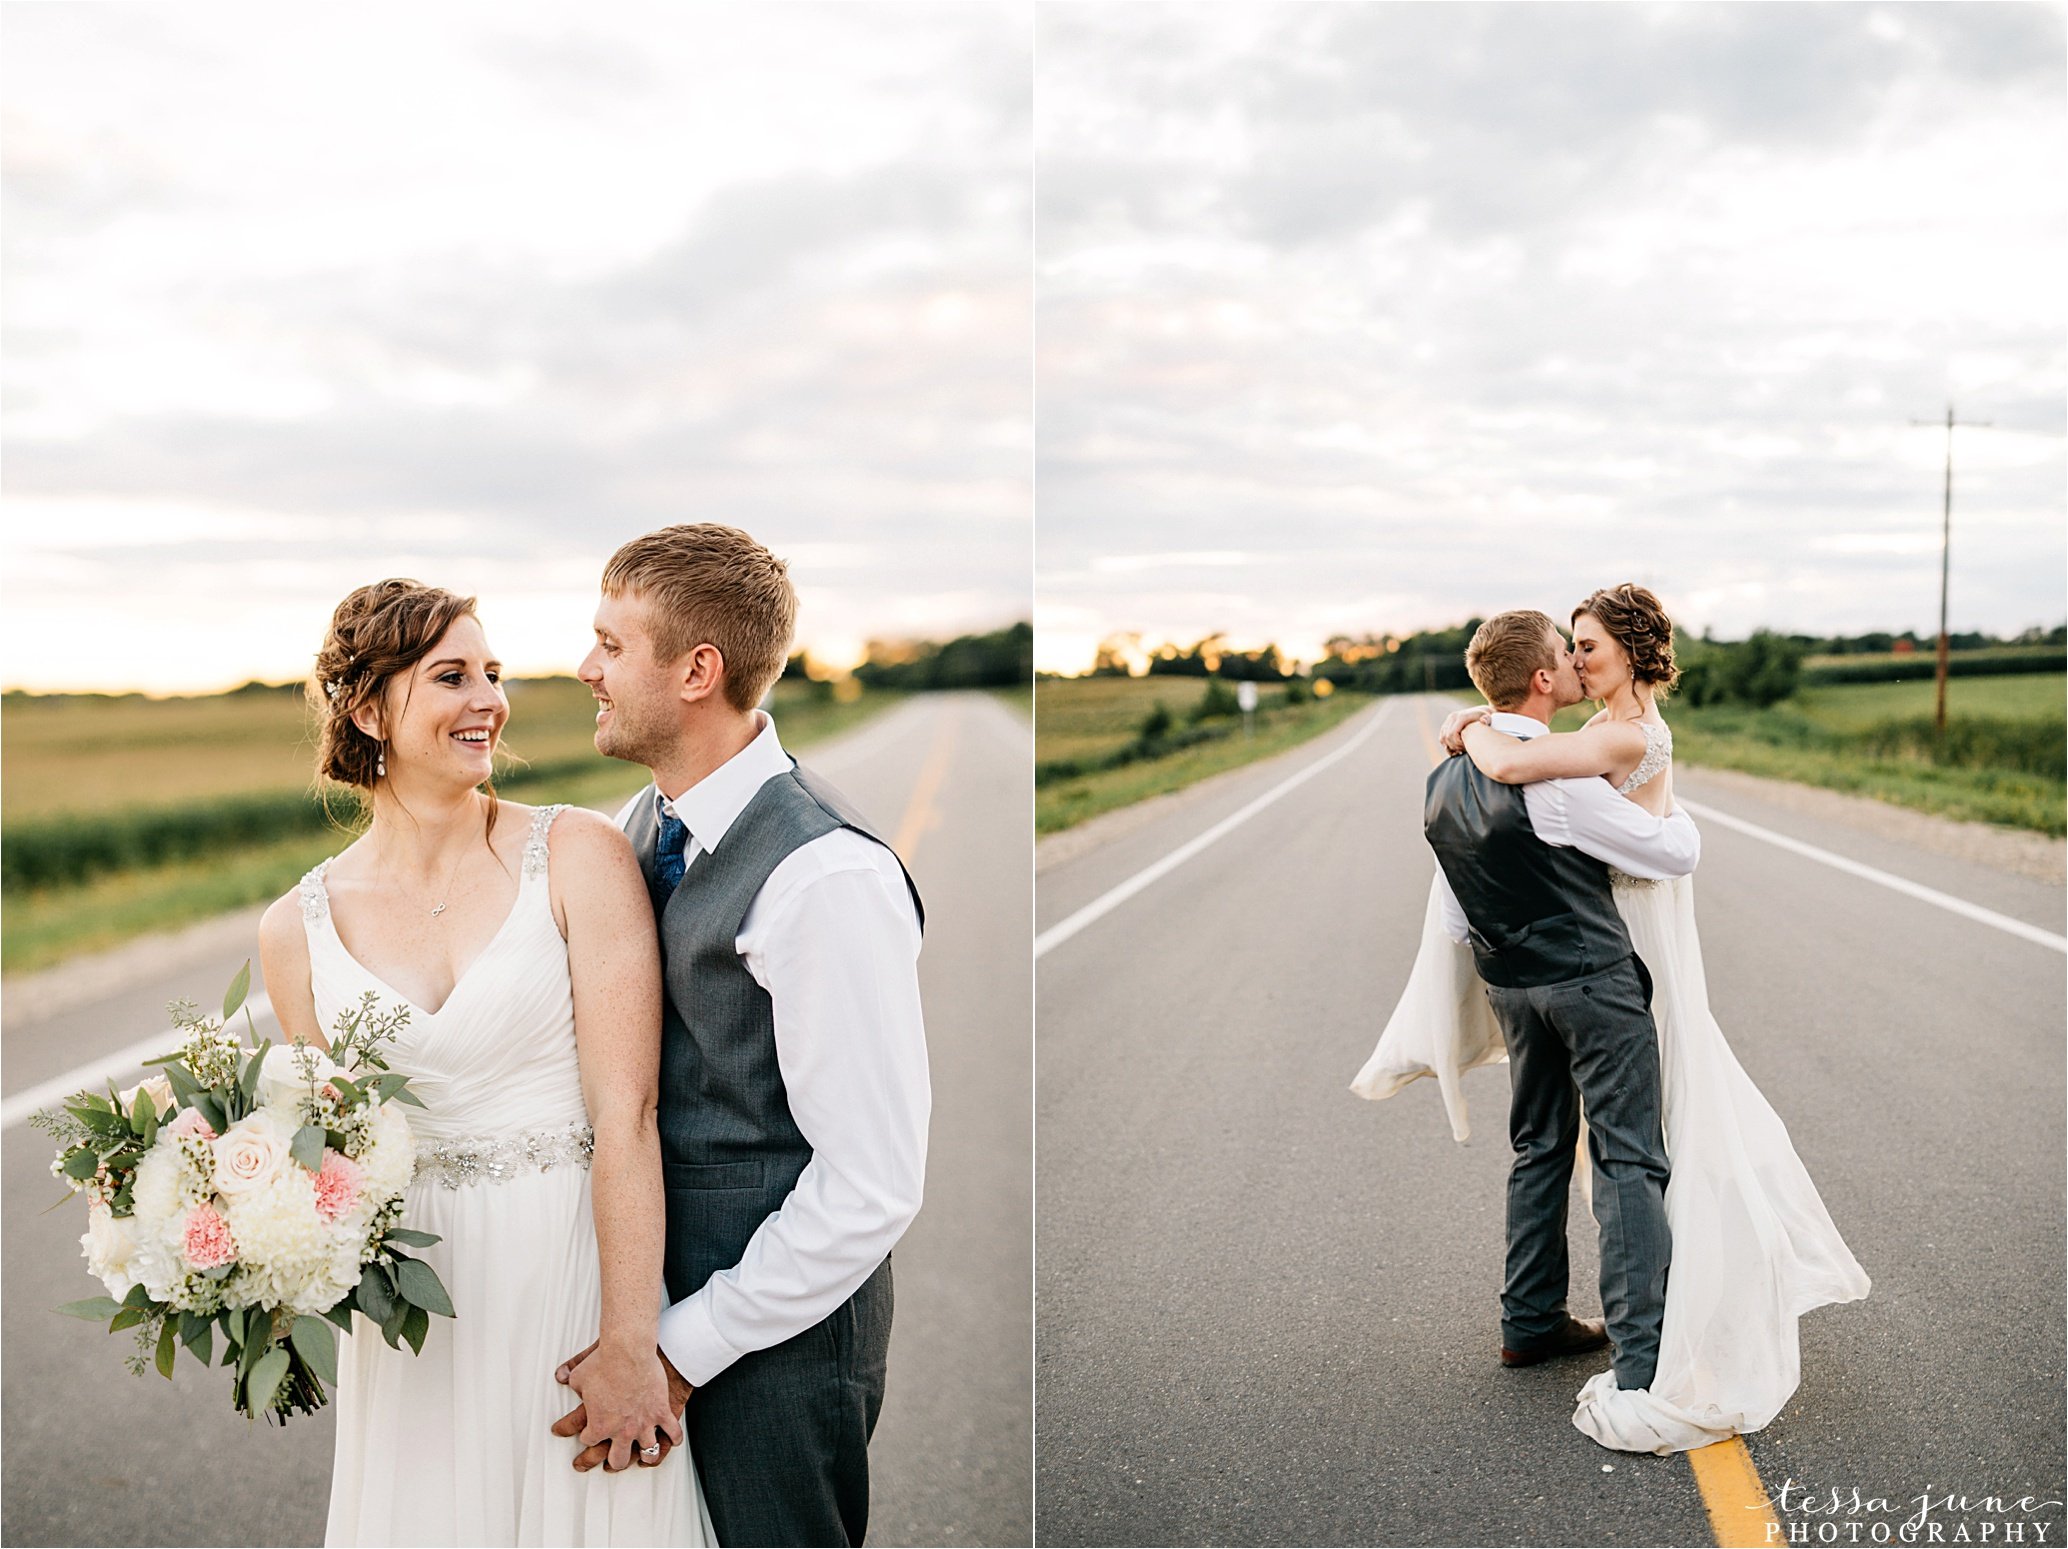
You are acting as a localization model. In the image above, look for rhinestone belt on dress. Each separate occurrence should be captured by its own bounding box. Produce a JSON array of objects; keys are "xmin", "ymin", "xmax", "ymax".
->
[{"xmin": 412, "ymin": 1122, "xmax": 595, "ymax": 1189}]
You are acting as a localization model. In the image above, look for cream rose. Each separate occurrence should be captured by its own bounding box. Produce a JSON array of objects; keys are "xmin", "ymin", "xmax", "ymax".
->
[
  {"xmin": 211, "ymin": 1111, "xmax": 293, "ymax": 1198},
  {"xmin": 118, "ymin": 1075, "xmax": 175, "ymax": 1117},
  {"xmin": 257, "ymin": 1043, "xmax": 342, "ymax": 1115}
]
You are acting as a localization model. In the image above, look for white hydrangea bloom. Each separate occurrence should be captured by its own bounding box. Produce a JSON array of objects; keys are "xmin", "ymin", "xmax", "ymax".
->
[
  {"xmin": 80, "ymin": 1204, "xmax": 142, "ymax": 1301},
  {"xmin": 355, "ymin": 1103, "xmax": 418, "ymax": 1202},
  {"xmin": 222, "ymin": 1167, "xmax": 360, "ymax": 1315},
  {"xmin": 130, "ymin": 1143, "xmax": 188, "ymax": 1236}
]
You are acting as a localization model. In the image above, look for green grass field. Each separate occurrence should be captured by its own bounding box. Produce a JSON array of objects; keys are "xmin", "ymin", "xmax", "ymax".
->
[
  {"xmin": 1035, "ymin": 675, "xmax": 1367, "ymax": 833},
  {"xmin": 1, "ymin": 679, "xmax": 890, "ymax": 974},
  {"xmin": 1537, "ymin": 673, "xmax": 2064, "ymax": 836}
]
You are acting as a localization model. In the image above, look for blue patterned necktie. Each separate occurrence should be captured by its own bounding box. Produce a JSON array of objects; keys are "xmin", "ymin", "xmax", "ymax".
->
[{"xmin": 654, "ymin": 798, "xmax": 690, "ymax": 893}]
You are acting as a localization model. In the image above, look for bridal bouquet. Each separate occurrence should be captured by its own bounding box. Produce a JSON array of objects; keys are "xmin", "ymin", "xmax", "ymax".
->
[{"xmin": 32, "ymin": 964, "xmax": 454, "ymax": 1423}]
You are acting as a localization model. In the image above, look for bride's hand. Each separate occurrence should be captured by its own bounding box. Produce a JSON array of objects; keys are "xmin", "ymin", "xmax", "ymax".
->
[
  {"xmin": 1438, "ymin": 706, "xmax": 1493, "ymax": 754},
  {"xmin": 552, "ymin": 1337, "xmax": 688, "ymax": 1472}
]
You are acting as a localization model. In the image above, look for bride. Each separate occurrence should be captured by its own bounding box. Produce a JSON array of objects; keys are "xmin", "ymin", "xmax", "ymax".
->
[
  {"xmin": 1359, "ymin": 583, "xmax": 1869, "ymax": 1455},
  {"xmin": 258, "ymin": 580, "xmax": 713, "ymax": 1545}
]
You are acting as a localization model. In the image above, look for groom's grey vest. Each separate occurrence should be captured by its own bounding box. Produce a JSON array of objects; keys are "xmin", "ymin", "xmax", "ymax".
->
[
  {"xmin": 627, "ymin": 763, "xmax": 923, "ymax": 1297},
  {"xmin": 1424, "ymin": 754, "xmax": 1634, "ymax": 990}
]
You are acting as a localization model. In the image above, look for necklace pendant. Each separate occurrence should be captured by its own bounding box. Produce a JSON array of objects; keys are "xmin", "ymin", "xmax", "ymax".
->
[{"xmin": 429, "ymin": 902, "xmax": 447, "ymax": 918}]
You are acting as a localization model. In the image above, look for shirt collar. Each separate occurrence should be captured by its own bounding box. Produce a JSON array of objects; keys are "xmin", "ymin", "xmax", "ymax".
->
[
  {"xmin": 1490, "ymin": 711, "xmax": 1550, "ymax": 739},
  {"xmin": 656, "ymin": 710, "xmax": 790, "ymax": 852}
]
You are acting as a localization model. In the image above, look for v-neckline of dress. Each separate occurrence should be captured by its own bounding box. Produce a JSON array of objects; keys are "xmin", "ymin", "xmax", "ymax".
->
[{"xmin": 316, "ymin": 858, "xmax": 531, "ymax": 1020}]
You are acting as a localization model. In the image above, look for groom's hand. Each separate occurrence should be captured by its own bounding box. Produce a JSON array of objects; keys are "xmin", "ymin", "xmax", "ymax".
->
[{"xmin": 553, "ymin": 1339, "xmax": 694, "ymax": 1473}]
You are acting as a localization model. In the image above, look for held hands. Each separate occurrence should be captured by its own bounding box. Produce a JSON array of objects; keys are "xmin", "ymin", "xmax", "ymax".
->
[
  {"xmin": 1437, "ymin": 706, "xmax": 1494, "ymax": 755},
  {"xmin": 551, "ymin": 1337, "xmax": 692, "ymax": 1473}
]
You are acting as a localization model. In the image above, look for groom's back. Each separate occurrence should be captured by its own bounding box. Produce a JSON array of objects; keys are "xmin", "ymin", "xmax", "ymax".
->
[{"xmin": 1423, "ymin": 756, "xmax": 1632, "ymax": 989}]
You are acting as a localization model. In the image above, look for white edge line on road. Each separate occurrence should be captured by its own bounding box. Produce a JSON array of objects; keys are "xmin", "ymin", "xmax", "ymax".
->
[
  {"xmin": 1679, "ymin": 798, "xmax": 2067, "ymax": 955},
  {"xmin": 1, "ymin": 992, "xmax": 278, "ymax": 1132},
  {"xmin": 1035, "ymin": 700, "xmax": 1398, "ymax": 960}
]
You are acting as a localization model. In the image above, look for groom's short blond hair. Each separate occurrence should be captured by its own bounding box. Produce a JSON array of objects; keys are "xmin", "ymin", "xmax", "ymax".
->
[
  {"xmin": 1466, "ymin": 610, "xmax": 1561, "ymax": 710},
  {"xmin": 602, "ymin": 525, "xmax": 797, "ymax": 712}
]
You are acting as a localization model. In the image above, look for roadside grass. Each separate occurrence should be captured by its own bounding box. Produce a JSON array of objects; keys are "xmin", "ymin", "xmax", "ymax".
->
[
  {"xmin": 1531, "ymin": 673, "xmax": 2065, "ymax": 836},
  {"xmin": 2, "ymin": 685, "xmax": 889, "ymax": 975},
  {"xmin": 1035, "ymin": 677, "xmax": 1367, "ymax": 833},
  {"xmin": 988, "ymin": 683, "xmax": 1034, "ymax": 720}
]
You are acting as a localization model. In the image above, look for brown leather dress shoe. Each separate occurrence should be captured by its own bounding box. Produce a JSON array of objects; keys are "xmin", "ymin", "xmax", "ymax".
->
[{"xmin": 1500, "ymin": 1316, "xmax": 1610, "ymax": 1368}]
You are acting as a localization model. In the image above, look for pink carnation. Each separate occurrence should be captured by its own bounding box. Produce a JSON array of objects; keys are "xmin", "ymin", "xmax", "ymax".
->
[
  {"xmin": 181, "ymin": 1204, "xmax": 237, "ymax": 1270},
  {"xmin": 168, "ymin": 1108, "xmax": 216, "ymax": 1141},
  {"xmin": 312, "ymin": 1150, "xmax": 363, "ymax": 1221}
]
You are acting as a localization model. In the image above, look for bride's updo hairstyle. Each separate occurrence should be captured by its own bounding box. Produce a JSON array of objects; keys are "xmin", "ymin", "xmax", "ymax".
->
[
  {"xmin": 1573, "ymin": 583, "xmax": 1679, "ymax": 693},
  {"xmin": 310, "ymin": 579, "xmax": 482, "ymax": 790}
]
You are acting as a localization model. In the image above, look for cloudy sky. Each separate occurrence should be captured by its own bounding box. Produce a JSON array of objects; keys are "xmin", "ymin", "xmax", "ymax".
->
[
  {"xmin": 1036, "ymin": 3, "xmax": 2066, "ymax": 674},
  {"xmin": 4, "ymin": 2, "xmax": 1030, "ymax": 693}
]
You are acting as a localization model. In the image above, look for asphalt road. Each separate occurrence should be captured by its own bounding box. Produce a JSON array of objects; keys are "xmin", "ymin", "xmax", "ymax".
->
[
  {"xmin": 1, "ymin": 690, "xmax": 1032, "ymax": 1548},
  {"xmin": 1035, "ymin": 694, "xmax": 2066, "ymax": 1547}
]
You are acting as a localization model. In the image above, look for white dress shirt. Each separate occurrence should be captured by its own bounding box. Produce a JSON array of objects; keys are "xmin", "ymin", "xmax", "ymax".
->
[
  {"xmin": 1435, "ymin": 712, "xmax": 1700, "ymax": 945},
  {"xmin": 614, "ymin": 712, "xmax": 929, "ymax": 1387}
]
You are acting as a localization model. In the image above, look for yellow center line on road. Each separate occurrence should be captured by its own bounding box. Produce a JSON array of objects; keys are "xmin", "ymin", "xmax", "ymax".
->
[
  {"xmin": 891, "ymin": 705, "xmax": 957, "ymax": 865},
  {"xmin": 1410, "ymin": 694, "xmax": 1445, "ymax": 764},
  {"xmin": 1690, "ymin": 1438, "xmax": 1783, "ymax": 1545},
  {"xmin": 1412, "ymin": 695, "xmax": 1778, "ymax": 1549}
]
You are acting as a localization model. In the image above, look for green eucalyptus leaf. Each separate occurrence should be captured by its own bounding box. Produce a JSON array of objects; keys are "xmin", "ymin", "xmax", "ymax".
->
[
  {"xmin": 109, "ymin": 1307, "xmax": 147, "ymax": 1332},
  {"xmin": 392, "ymin": 1258, "xmax": 455, "ymax": 1319},
  {"xmin": 164, "ymin": 1065, "xmax": 201, "ymax": 1104},
  {"xmin": 324, "ymin": 1302, "xmax": 357, "ymax": 1335},
  {"xmin": 356, "ymin": 1262, "xmax": 396, "ymax": 1326},
  {"xmin": 400, "ymin": 1303, "xmax": 430, "ymax": 1356},
  {"xmin": 154, "ymin": 1317, "xmax": 178, "ymax": 1379},
  {"xmin": 222, "ymin": 960, "xmax": 252, "ymax": 1022},
  {"xmin": 122, "ymin": 1282, "xmax": 154, "ymax": 1310},
  {"xmin": 246, "ymin": 1346, "xmax": 290, "ymax": 1414},
  {"xmin": 193, "ymin": 1094, "xmax": 227, "ymax": 1135},
  {"xmin": 56, "ymin": 1297, "xmax": 124, "ymax": 1321},
  {"xmin": 239, "ymin": 1321, "xmax": 270, "ymax": 1379},
  {"xmin": 239, "ymin": 1041, "xmax": 269, "ymax": 1104},
  {"xmin": 380, "ymin": 1296, "xmax": 409, "ymax": 1349},
  {"xmin": 290, "ymin": 1125, "xmax": 325, "ymax": 1173},
  {"xmin": 384, "ymin": 1228, "xmax": 441, "ymax": 1248},
  {"xmin": 288, "ymin": 1313, "xmax": 339, "ymax": 1386},
  {"xmin": 66, "ymin": 1105, "xmax": 127, "ymax": 1136},
  {"xmin": 60, "ymin": 1150, "xmax": 100, "ymax": 1181}
]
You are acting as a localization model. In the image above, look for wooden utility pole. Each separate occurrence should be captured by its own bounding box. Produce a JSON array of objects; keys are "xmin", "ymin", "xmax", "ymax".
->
[{"xmin": 1910, "ymin": 402, "xmax": 1991, "ymax": 735}]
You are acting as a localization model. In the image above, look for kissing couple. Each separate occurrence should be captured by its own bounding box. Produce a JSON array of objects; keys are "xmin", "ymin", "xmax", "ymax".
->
[
  {"xmin": 259, "ymin": 523, "xmax": 930, "ymax": 1545},
  {"xmin": 1353, "ymin": 585, "xmax": 1868, "ymax": 1453}
]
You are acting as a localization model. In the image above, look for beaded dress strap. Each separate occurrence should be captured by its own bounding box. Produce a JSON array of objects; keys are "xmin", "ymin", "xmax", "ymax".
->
[
  {"xmin": 298, "ymin": 860, "xmax": 333, "ymax": 925},
  {"xmin": 1617, "ymin": 721, "xmax": 1673, "ymax": 796},
  {"xmin": 522, "ymin": 804, "xmax": 568, "ymax": 883}
]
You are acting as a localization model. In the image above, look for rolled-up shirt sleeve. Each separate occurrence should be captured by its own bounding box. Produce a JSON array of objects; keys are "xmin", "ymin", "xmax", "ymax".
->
[
  {"xmin": 1525, "ymin": 778, "xmax": 1702, "ymax": 880},
  {"xmin": 656, "ymin": 842, "xmax": 929, "ymax": 1387}
]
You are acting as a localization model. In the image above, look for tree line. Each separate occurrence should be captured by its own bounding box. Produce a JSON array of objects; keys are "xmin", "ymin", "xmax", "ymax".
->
[{"xmin": 1075, "ymin": 623, "xmax": 2065, "ymax": 710}]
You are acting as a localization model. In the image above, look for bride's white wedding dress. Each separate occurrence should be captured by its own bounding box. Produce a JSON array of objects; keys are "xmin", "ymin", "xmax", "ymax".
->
[
  {"xmin": 1353, "ymin": 724, "xmax": 1870, "ymax": 1455},
  {"xmin": 300, "ymin": 804, "xmax": 713, "ymax": 1546}
]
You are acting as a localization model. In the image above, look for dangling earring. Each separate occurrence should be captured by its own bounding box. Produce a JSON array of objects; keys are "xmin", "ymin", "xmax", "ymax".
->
[{"xmin": 376, "ymin": 741, "xmax": 387, "ymax": 778}]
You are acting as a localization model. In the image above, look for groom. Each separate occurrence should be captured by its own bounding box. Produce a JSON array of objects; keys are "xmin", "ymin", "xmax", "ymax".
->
[
  {"xmin": 1426, "ymin": 610, "xmax": 1696, "ymax": 1394},
  {"xmin": 559, "ymin": 523, "xmax": 929, "ymax": 1545}
]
